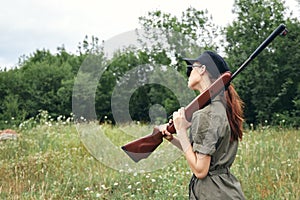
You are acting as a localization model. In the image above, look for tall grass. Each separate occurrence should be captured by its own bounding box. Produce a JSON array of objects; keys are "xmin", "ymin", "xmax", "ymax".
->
[
  {"xmin": 234, "ymin": 127, "xmax": 300, "ymax": 199},
  {"xmin": 0, "ymin": 117, "xmax": 299, "ymax": 199}
]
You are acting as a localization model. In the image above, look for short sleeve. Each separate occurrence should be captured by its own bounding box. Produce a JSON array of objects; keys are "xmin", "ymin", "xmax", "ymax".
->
[{"xmin": 190, "ymin": 109, "xmax": 222, "ymax": 155}]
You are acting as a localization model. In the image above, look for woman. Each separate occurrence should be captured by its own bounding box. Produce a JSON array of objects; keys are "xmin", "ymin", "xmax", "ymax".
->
[{"xmin": 162, "ymin": 51, "xmax": 245, "ymax": 199}]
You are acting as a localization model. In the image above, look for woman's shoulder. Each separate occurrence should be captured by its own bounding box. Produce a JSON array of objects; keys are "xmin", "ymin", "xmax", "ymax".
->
[
  {"xmin": 193, "ymin": 100, "xmax": 225, "ymax": 117},
  {"xmin": 191, "ymin": 106, "xmax": 211, "ymax": 122}
]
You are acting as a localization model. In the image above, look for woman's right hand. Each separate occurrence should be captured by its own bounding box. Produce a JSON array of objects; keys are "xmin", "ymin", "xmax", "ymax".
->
[{"xmin": 160, "ymin": 119, "xmax": 174, "ymax": 141}]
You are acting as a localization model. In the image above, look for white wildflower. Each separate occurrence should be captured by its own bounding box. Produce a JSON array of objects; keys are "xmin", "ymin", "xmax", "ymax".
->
[{"xmin": 96, "ymin": 193, "xmax": 101, "ymax": 198}]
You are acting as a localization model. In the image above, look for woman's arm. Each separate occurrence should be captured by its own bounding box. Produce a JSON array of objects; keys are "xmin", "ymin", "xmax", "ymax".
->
[
  {"xmin": 172, "ymin": 108, "xmax": 211, "ymax": 179},
  {"xmin": 176, "ymin": 129, "xmax": 211, "ymax": 179}
]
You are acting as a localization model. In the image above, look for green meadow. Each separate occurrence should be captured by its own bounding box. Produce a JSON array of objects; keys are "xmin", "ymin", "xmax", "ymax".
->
[{"xmin": 0, "ymin": 118, "xmax": 299, "ymax": 199}]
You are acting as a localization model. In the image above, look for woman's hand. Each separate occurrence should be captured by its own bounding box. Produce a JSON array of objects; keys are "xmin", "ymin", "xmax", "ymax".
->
[
  {"xmin": 172, "ymin": 107, "xmax": 191, "ymax": 133},
  {"xmin": 160, "ymin": 108, "xmax": 192, "ymax": 152},
  {"xmin": 172, "ymin": 107, "xmax": 192, "ymax": 152},
  {"xmin": 160, "ymin": 119, "xmax": 174, "ymax": 141}
]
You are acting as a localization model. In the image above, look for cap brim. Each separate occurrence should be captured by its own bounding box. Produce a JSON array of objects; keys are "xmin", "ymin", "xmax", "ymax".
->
[{"xmin": 183, "ymin": 58, "xmax": 198, "ymax": 65}]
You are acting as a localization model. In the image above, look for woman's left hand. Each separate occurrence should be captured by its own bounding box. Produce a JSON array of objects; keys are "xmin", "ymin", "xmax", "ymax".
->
[{"xmin": 173, "ymin": 107, "xmax": 191, "ymax": 133}]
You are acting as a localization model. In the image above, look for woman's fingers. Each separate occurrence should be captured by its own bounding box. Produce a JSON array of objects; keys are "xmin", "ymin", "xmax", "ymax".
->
[
  {"xmin": 172, "ymin": 107, "xmax": 192, "ymax": 131},
  {"xmin": 173, "ymin": 107, "xmax": 185, "ymax": 119},
  {"xmin": 179, "ymin": 107, "xmax": 185, "ymax": 115},
  {"xmin": 162, "ymin": 129, "xmax": 173, "ymax": 141},
  {"xmin": 162, "ymin": 129, "xmax": 171, "ymax": 136},
  {"xmin": 173, "ymin": 111, "xmax": 178, "ymax": 118}
]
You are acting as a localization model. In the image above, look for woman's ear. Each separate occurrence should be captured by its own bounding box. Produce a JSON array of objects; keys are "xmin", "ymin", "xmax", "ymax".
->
[{"xmin": 197, "ymin": 65, "xmax": 206, "ymax": 75}]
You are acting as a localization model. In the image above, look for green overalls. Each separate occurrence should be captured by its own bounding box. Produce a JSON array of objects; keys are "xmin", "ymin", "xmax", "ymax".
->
[{"xmin": 188, "ymin": 97, "xmax": 245, "ymax": 200}]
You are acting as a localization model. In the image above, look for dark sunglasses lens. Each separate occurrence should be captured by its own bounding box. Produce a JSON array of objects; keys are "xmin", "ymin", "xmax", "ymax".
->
[{"xmin": 186, "ymin": 67, "xmax": 192, "ymax": 77}]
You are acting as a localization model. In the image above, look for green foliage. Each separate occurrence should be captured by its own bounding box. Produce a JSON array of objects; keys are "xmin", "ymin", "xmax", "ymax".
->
[
  {"xmin": 139, "ymin": 7, "xmax": 219, "ymax": 74},
  {"xmin": 0, "ymin": 69, "xmax": 25, "ymax": 128},
  {"xmin": 0, "ymin": 2, "xmax": 299, "ymax": 128},
  {"xmin": 225, "ymin": 0, "xmax": 300, "ymax": 126},
  {"xmin": 0, "ymin": 43, "xmax": 88, "ymax": 129}
]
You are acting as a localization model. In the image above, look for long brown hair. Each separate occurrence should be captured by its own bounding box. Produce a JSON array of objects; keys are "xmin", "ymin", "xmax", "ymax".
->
[
  {"xmin": 222, "ymin": 84, "xmax": 244, "ymax": 141},
  {"xmin": 208, "ymin": 73, "xmax": 244, "ymax": 141}
]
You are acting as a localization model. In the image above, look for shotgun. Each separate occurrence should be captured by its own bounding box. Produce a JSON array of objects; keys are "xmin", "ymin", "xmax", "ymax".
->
[{"xmin": 121, "ymin": 24, "xmax": 288, "ymax": 163}]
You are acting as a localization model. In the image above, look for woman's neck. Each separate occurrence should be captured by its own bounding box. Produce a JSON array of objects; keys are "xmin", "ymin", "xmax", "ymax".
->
[{"xmin": 198, "ymin": 75, "xmax": 212, "ymax": 93}]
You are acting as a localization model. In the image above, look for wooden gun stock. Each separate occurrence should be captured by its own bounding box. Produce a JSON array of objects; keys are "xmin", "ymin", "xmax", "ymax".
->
[
  {"xmin": 121, "ymin": 72, "xmax": 232, "ymax": 162},
  {"xmin": 121, "ymin": 24, "xmax": 287, "ymax": 162}
]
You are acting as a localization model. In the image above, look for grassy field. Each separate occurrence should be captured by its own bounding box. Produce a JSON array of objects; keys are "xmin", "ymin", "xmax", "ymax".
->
[{"xmin": 0, "ymin": 119, "xmax": 299, "ymax": 199}]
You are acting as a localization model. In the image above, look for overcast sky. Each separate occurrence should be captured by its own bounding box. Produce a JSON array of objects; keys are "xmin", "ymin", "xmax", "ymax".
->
[{"xmin": 0, "ymin": 0, "xmax": 299, "ymax": 69}]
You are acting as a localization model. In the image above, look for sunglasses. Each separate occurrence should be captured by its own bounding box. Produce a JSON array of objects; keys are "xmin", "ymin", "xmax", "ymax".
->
[{"xmin": 186, "ymin": 62, "xmax": 203, "ymax": 77}]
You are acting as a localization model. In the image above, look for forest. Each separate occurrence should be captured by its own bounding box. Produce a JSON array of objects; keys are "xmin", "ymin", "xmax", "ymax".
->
[{"xmin": 0, "ymin": 0, "xmax": 299, "ymax": 129}]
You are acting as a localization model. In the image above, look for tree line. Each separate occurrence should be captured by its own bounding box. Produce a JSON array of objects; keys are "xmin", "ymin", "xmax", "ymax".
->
[{"xmin": 0, "ymin": 0, "xmax": 299, "ymax": 129}]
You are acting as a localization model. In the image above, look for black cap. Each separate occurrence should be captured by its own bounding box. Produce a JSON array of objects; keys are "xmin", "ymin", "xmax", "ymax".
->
[{"xmin": 183, "ymin": 50, "xmax": 230, "ymax": 78}]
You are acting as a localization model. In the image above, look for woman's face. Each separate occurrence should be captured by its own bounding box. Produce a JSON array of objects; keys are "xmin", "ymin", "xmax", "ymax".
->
[{"xmin": 187, "ymin": 62, "xmax": 203, "ymax": 90}]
